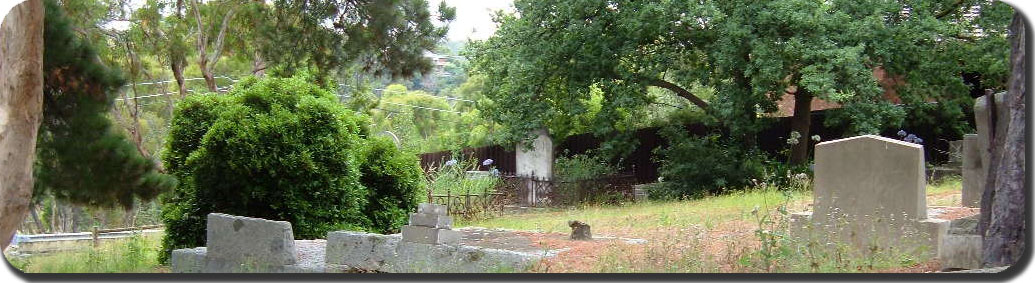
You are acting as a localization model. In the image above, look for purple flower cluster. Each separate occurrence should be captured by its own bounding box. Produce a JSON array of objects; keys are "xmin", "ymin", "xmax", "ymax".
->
[{"xmin": 897, "ymin": 130, "xmax": 923, "ymax": 144}]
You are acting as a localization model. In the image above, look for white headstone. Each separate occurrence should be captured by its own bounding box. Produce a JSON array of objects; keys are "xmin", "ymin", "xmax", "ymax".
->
[{"xmin": 813, "ymin": 135, "xmax": 927, "ymax": 223}]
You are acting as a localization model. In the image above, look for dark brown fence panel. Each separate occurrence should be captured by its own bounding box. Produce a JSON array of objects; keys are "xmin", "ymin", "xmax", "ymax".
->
[{"xmin": 419, "ymin": 144, "xmax": 517, "ymax": 175}]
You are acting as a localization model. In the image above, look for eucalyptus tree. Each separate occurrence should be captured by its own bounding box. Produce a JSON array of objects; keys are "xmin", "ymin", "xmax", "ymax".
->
[
  {"xmin": 0, "ymin": 0, "xmax": 44, "ymax": 250},
  {"xmin": 256, "ymin": 0, "xmax": 456, "ymax": 81}
]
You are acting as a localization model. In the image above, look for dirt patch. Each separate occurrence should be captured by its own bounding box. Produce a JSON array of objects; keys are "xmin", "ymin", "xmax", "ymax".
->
[{"xmin": 929, "ymin": 206, "xmax": 980, "ymax": 221}]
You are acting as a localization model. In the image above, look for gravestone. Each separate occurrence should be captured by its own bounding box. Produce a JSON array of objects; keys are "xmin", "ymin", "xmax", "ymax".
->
[
  {"xmin": 962, "ymin": 134, "xmax": 983, "ymax": 207},
  {"xmin": 206, "ymin": 213, "xmax": 296, "ymax": 267},
  {"xmin": 792, "ymin": 135, "xmax": 947, "ymax": 259},
  {"xmin": 401, "ymin": 203, "xmax": 460, "ymax": 246},
  {"xmin": 812, "ymin": 135, "xmax": 927, "ymax": 222},
  {"xmin": 968, "ymin": 91, "xmax": 1009, "ymax": 208},
  {"xmin": 515, "ymin": 128, "xmax": 554, "ymax": 205},
  {"xmin": 171, "ymin": 213, "xmax": 323, "ymax": 273}
]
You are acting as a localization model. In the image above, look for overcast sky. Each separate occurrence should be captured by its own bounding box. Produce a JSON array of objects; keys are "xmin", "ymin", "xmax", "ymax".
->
[
  {"xmin": 431, "ymin": 0, "xmax": 514, "ymax": 41},
  {"xmin": 98, "ymin": 0, "xmax": 513, "ymax": 41}
]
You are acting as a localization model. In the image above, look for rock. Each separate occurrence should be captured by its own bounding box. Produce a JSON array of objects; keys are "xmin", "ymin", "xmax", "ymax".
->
[{"xmin": 568, "ymin": 220, "xmax": 591, "ymax": 240}]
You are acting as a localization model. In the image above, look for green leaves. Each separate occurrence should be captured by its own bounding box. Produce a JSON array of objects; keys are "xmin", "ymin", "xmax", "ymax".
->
[
  {"xmin": 160, "ymin": 76, "xmax": 424, "ymax": 262},
  {"xmin": 35, "ymin": 0, "xmax": 177, "ymax": 210}
]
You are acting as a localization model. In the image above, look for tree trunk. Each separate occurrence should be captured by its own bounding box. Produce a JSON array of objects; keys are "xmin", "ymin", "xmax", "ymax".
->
[
  {"xmin": 252, "ymin": 49, "xmax": 266, "ymax": 77},
  {"xmin": 789, "ymin": 88, "xmax": 813, "ymax": 165},
  {"xmin": 981, "ymin": 12, "xmax": 1026, "ymax": 268},
  {"xmin": 172, "ymin": 59, "xmax": 187, "ymax": 97},
  {"xmin": 29, "ymin": 205, "xmax": 44, "ymax": 234},
  {"xmin": 0, "ymin": 0, "xmax": 44, "ymax": 250},
  {"xmin": 202, "ymin": 67, "xmax": 217, "ymax": 91}
]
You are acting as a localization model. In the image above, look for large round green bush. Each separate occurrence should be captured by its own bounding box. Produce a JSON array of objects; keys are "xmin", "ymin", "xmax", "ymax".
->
[{"xmin": 159, "ymin": 76, "xmax": 422, "ymax": 262}]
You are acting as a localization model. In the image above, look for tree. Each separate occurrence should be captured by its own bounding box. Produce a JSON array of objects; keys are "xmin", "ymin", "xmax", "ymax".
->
[
  {"xmin": 980, "ymin": 11, "xmax": 1025, "ymax": 268},
  {"xmin": 133, "ymin": 0, "xmax": 194, "ymax": 98},
  {"xmin": 34, "ymin": 0, "xmax": 176, "ymax": 211},
  {"xmin": 257, "ymin": 0, "xmax": 456, "ymax": 80},
  {"xmin": 0, "ymin": 0, "xmax": 43, "ymax": 250},
  {"xmin": 470, "ymin": 0, "xmax": 1012, "ymax": 165},
  {"xmin": 190, "ymin": 0, "xmax": 238, "ymax": 92}
]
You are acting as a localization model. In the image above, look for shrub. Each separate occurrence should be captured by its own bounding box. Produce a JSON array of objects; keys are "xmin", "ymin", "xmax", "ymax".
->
[
  {"xmin": 653, "ymin": 128, "xmax": 766, "ymax": 200},
  {"xmin": 359, "ymin": 137, "xmax": 425, "ymax": 234},
  {"xmin": 553, "ymin": 152, "xmax": 619, "ymax": 182},
  {"xmin": 553, "ymin": 152, "xmax": 625, "ymax": 205},
  {"xmin": 160, "ymin": 76, "xmax": 380, "ymax": 262}
]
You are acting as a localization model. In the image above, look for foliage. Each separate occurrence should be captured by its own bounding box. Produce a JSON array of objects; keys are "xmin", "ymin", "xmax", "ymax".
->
[
  {"xmin": 470, "ymin": 0, "xmax": 1013, "ymax": 161},
  {"xmin": 653, "ymin": 129, "xmax": 767, "ymax": 200},
  {"xmin": 553, "ymin": 152, "xmax": 620, "ymax": 182},
  {"xmin": 369, "ymin": 83, "xmax": 496, "ymax": 153},
  {"xmin": 258, "ymin": 0, "xmax": 456, "ymax": 78},
  {"xmin": 33, "ymin": 0, "xmax": 177, "ymax": 209},
  {"xmin": 359, "ymin": 137, "xmax": 425, "ymax": 234},
  {"xmin": 426, "ymin": 157, "xmax": 500, "ymax": 197},
  {"xmin": 159, "ymin": 76, "xmax": 372, "ymax": 262}
]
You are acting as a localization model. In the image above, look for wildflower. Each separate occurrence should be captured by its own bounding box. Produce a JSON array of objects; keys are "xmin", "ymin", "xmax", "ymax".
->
[
  {"xmin": 914, "ymin": 138, "xmax": 923, "ymax": 144},
  {"xmin": 897, "ymin": 130, "xmax": 907, "ymax": 137},
  {"xmin": 905, "ymin": 134, "xmax": 917, "ymax": 142},
  {"xmin": 491, "ymin": 168, "xmax": 500, "ymax": 176},
  {"xmin": 482, "ymin": 158, "xmax": 494, "ymax": 166},
  {"xmin": 444, "ymin": 159, "xmax": 458, "ymax": 167}
]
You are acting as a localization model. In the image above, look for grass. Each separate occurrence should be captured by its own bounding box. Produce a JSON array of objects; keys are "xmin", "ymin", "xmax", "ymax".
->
[
  {"xmin": 6, "ymin": 175, "xmax": 965, "ymax": 273},
  {"xmin": 927, "ymin": 176, "xmax": 963, "ymax": 206},
  {"xmin": 460, "ymin": 177, "xmax": 965, "ymax": 273},
  {"xmin": 458, "ymin": 188, "xmax": 812, "ymax": 235},
  {"xmin": 7, "ymin": 233, "xmax": 166, "ymax": 273}
]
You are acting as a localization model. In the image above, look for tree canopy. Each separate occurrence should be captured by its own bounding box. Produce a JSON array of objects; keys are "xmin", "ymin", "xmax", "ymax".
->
[
  {"xmin": 34, "ymin": 0, "xmax": 177, "ymax": 209},
  {"xmin": 470, "ymin": 0, "xmax": 1012, "ymax": 160}
]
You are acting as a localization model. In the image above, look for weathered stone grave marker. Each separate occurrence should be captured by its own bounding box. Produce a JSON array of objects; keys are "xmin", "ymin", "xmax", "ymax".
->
[
  {"xmin": 171, "ymin": 213, "xmax": 322, "ymax": 273},
  {"xmin": 962, "ymin": 134, "xmax": 983, "ymax": 207},
  {"xmin": 401, "ymin": 203, "xmax": 460, "ymax": 246},
  {"xmin": 791, "ymin": 135, "xmax": 948, "ymax": 258}
]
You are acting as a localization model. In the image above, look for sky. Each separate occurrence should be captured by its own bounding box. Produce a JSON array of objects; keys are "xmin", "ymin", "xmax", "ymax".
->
[
  {"xmin": 431, "ymin": 0, "xmax": 514, "ymax": 41},
  {"xmin": 98, "ymin": 0, "xmax": 514, "ymax": 42}
]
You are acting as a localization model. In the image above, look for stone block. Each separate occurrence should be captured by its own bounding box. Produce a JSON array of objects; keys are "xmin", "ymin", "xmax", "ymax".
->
[
  {"xmin": 401, "ymin": 225, "xmax": 461, "ymax": 246},
  {"xmin": 170, "ymin": 247, "xmax": 207, "ymax": 273},
  {"xmin": 918, "ymin": 218, "xmax": 950, "ymax": 259},
  {"xmin": 941, "ymin": 234, "xmax": 983, "ymax": 270},
  {"xmin": 205, "ymin": 213, "xmax": 296, "ymax": 266},
  {"xmin": 813, "ymin": 135, "xmax": 927, "ymax": 223},
  {"xmin": 962, "ymin": 134, "xmax": 983, "ymax": 207},
  {"xmin": 418, "ymin": 203, "xmax": 448, "ymax": 216},
  {"xmin": 324, "ymin": 231, "xmax": 400, "ymax": 270},
  {"xmin": 409, "ymin": 212, "xmax": 453, "ymax": 229}
]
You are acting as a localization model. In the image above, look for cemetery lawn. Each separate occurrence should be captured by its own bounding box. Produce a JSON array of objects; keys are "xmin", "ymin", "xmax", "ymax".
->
[
  {"xmin": 7, "ymin": 233, "xmax": 167, "ymax": 273},
  {"xmin": 5, "ymin": 179, "xmax": 963, "ymax": 273},
  {"xmin": 458, "ymin": 178, "xmax": 965, "ymax": 273}
]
